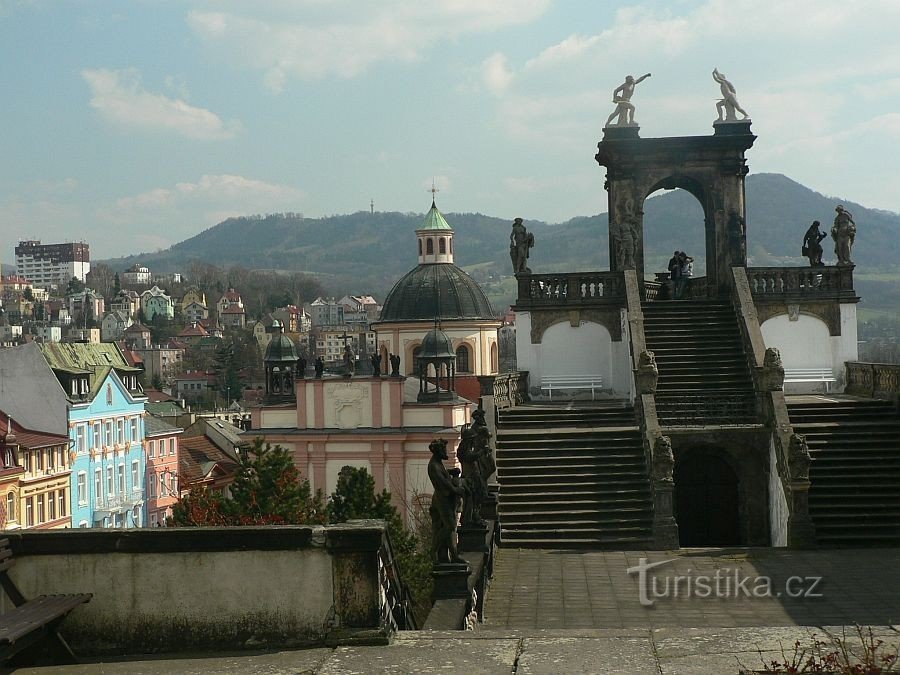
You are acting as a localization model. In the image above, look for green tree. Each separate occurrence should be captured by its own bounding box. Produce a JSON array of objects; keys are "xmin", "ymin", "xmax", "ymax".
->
[
  {"xmin": 213, "ymin": 337, "xmax": 244, "ymax": 404},
  {"xmin": 66, "ymin": 276, "xmax": 85, "ymax": 294},
  {"xmin": 328, "ymin": 466, "xmax": 433, "ymax": 621},
  {"xmin": 171, "ymin": 439, "xmax": 326, "ymax": 526},
  {"xmin": 113, "ymin": 272, "xmax": 121, "ymax": 295}
]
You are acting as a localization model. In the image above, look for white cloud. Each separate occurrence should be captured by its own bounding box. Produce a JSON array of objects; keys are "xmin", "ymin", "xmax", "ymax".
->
[
  {"xmin": 82, "ymin": 68, "xmax": 240, "ymax": 140},
  {"xmin": 114, "ymin": 174, "xmax": 303, "ymax": 213},
  {"xmin": 481, "ymin": 53, "xmax": 513, "ymax": 95},
  {"xmin": 187, "ymin": 1, "xmax": 550, "ymax": 91}
]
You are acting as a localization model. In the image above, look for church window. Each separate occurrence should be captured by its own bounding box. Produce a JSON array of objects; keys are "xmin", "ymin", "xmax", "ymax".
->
[
  {"xmin": 426, "ymin": 238, "xmax": 434, "ymax": 255},
  {"xmin": 418, "ymin": 240, "xmax": 422, "ymax": 255},
  {"xmin": 491, "ymin": 342, "xmax": 499, "ymax": 373},
  {"xmin": 456, "ymin": 345, "xmax": 471, "ymax": 373},
  {"xmin": 450, "ymin": 239, "xmax": 453, "ymax": 254},
  {"xmin": 439, "ymin": 238, "xmax": 446, "ymax": 254}
]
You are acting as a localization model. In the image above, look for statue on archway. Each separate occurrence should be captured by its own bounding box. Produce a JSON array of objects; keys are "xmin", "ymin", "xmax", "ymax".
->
[
  {"xmin": 802, "ymin": 220, "xmax": 827, "ymax": 267},
  {"xmin": 613, "ymin": 197, "xmax": 639, "ymax": 269},
  {"xmin": 831, "ymin": 205, "xmax": 856, "ymax": 266},
  {"xmin": 605, "ymin": 73, "xmax": 651, "ymax": 127},
  {"xmin": 713, "ymin": 69, "xmax": 750, "ymax": 122},
  {"xmin": 509, "ymin": 217, "xmax": 534, "ymax": 274}
]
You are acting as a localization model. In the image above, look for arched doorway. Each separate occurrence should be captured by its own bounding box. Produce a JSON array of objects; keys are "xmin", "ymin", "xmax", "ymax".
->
[
  {"xmin": 674, "ymin": 449, "xmax": 740, "ymax": 546},
  {"xmin": 641, "ymin": 184, "xmax": 707, "ymax": 288}
]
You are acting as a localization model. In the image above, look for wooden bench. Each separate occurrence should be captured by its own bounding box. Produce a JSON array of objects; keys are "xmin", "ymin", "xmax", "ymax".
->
[
  {"xmin": 784, "ymin": 368, "xmax": 836, "ymax": 392},
  {"xmin": 540, "ymin": 375, "xmax": 603, "ymax": 401},
  {"xmin": 0, "ymin": 538, "xmax": 91, "ymax": 667}
]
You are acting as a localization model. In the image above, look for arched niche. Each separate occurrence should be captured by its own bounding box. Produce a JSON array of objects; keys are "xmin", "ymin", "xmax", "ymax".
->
[
  {"xmin": 539, "ymin": 321, "xmax": 613, "ymax": 384},
  {"xmin": 760, "ymin": 314, "xmax": 833, "ymax": 370}
]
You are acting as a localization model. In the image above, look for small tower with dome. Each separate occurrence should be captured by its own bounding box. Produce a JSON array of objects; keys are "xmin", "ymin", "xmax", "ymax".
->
[{"xmin": 264, "ymin": 320, "xmax": 299, "ymax": 403}]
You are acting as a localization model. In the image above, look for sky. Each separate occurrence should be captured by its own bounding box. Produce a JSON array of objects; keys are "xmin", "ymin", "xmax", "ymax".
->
[{"xmin": 2, "ymin": 0, "xmax": 900, "ymax": 260}]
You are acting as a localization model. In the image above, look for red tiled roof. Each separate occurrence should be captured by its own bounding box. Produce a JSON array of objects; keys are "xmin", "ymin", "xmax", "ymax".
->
[
  {"xmin": 145, "ymin": 389, "xmax": 177, "ymax": 403},
  {"xmin": 179, "ymin": 435, "xmax": 239, "ymax": 485},
  {"xmin": 0, "ymin": 415, "xmax": 68, "ymax": 449},
  {"xmin": 178, "ymin": 325, "xmax": 209, "ymax": 337},
  {"xmin": 221, "ymin": 305, "xmax": 245, "ymax": 314}
]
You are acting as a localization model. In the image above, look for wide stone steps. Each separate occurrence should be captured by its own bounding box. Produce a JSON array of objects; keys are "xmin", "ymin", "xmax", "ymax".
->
[
  {"xmin": 788, "ymin": 399, "xmax": 900, "ymax": 547},
  {"xmin": 641, "ymin": 299, "xmax": 757, "ymax": 426},
  {"xmin": 495, "ymin": 404, "xmax": 652, "ymax": 548}
]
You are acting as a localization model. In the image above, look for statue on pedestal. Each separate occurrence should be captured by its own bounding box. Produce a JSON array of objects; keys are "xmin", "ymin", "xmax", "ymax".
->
[
  {"xmin": 509, "ymin": 218, "xmax": 534, "ymax": 274},
  {"xmin": 831, "ymin": 205, "xmax": 856, "ymax": 266},
  {"xmin": 457, "ymin": 427, "xmax": 486, "ymax": 528},
  {"xmin": 427, "ymin": 439, "xmax": 466, "ymax": 564},
  {"xmin": 314, "ymin": 357, "xmax": 324, "ymax": 379},
  {"xmin": 652, "ymin": 436, "xmax": 674, "ymax": 484},
  {"xmin": 605, "ymin": 73, "xmax": 651, "ymax": 127},
  {"xmin": 371, "ymin": 353, "xmax": 382, "ymax": 377},
  {"xmin": 389, "ymin": 353, "xmax": 401, "ymax": 377},
  {"xmin": 297, "ymin": 355, "xmax": 307, "ymax": 379},
  {"xmin": 789, "ymin": 434, "xmax": 811, "ymax": 481},
  {"xmin": 343, "ymin": 344, "xmax": 355, "ymax": 377},
  {"xmin": 713, "ymin": 68, "xmax": 750, "ymax": 122},
  {"xmin": 802, "ymin": 221, "xmax": 827, "ymax": 267}
]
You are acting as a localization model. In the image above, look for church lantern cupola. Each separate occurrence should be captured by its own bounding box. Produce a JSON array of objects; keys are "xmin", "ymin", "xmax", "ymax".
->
[
  {"xmin": 417, "ymin": 326, "xmax": 456, "ymax": 402},
  {"xmin": 416, "ymin": 199, "xmax": 454, "ymax": 265},
  {"xmin": 264, "ymin": 320, "xmax": 300, "ymax": 402}
]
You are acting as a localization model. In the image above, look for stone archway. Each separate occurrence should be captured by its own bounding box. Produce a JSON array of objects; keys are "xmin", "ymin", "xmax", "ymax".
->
[
  {"xmin": 595, "ymin": 124, "xmax": 756, "ymax": 296},
  {"xmin": 674, "ymin": 448, "xmax": 741, "ymax": 546}
]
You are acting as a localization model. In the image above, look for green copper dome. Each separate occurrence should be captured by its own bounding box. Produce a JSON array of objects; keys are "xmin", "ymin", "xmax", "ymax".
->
[
  {"xmin": 379, "ymin": 264, "xmax": 496, "ymax": 322},
  {"xmin": 417, "ymin": 201, "xmax": 452, "ymax": 231}
]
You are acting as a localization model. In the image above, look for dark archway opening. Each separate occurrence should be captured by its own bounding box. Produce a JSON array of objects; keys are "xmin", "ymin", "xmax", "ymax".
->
[{"xmin": 674, "ymin": 449, "xmax": 740, "ymax": 546}]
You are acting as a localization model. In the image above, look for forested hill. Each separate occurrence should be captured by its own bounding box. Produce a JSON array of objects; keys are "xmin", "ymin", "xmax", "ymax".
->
[{"xmin": 102, "ymin": 173, "xmax": 900, "ymax": 298}]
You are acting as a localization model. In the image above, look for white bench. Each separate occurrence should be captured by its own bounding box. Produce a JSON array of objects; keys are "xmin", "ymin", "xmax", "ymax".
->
[
  {"xmin": 784, "ymin": 368, "xmax": 836, "ymax": 392},
  {"xmin": 541, "ymin": 375, "xmax": 603, "ymax": 400}
]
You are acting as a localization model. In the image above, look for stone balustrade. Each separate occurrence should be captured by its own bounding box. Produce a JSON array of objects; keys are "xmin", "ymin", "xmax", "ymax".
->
[
  {"xmin": 845, "ymin": 362, "xmax": 900, "ymax": 399},
  {"xmin": 493, "ymin": 371, "xmax": 529, "ymax": 410},
  {"xmin": 515, "ymin": 271, "xmax": 625, "ymax": 309},
  {"xmin": 746, "ymin": 266, "xmax": 856, "ymax": 299}
]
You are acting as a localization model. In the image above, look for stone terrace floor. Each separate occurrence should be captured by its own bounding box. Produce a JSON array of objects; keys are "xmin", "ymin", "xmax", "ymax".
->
[{"xmin": 19, "ymin": 548, "xmax": 900, "ymax": 674}]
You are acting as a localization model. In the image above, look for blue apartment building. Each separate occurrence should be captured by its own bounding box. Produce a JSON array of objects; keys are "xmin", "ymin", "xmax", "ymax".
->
[{"xmin": 40, "ymin": 343, "xmax": 147, "ymax": 527}]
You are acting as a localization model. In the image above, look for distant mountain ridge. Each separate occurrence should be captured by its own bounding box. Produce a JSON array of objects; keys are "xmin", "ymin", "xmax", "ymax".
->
[{"xmin": 102, "ymin": 173, "xmax": 900, "ymax": 300}]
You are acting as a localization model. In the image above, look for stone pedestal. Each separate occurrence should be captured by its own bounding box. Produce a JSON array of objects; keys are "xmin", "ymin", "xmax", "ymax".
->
[
  {"xmin": 458, "ymin": 524, "xmax": 490, "ymax": 553},
  {"xmin": 713, "ymin": 119, "xmax": 753, "ymax": 136},
  {"xmin": 481, "ymin": 487, "xmax": 499, "ymax": 520},
  {"xmin": 432, "ymin": 562, "xmax": 471, "ymax": 600},
  {"xmin": 602, "ymin": 125, "xmax": 640, "ymax": 141},
  {"xmin": 788, "ymin": 481, "xmax": 817, "ymax": 548},
  {"xmin": 652, "ymin": 482, "xmax": 680, "ymax": 549}
]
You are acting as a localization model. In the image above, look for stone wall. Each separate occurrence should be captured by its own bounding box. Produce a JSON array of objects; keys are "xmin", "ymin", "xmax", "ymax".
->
[{"xmin": 2, "ymin": 522, "xmax": 398, "ymax": 655}]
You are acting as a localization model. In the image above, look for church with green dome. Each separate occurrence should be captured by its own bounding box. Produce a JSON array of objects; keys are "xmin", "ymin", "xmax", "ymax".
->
[{"xmin": 373, "ymin": 199, "xmax": 501, "ymax": 401}]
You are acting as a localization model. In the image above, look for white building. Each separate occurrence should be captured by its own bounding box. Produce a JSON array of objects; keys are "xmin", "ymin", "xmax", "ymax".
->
[
  {"xmin": 122, "ymin": 264, "xmax": 152, "ymax": 286},
  {"xmin": 15, "ymin": 240, "xmax": 90, "ymax": 290}
]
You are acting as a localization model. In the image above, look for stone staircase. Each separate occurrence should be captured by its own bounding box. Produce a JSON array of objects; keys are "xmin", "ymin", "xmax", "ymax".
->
[
  {"xmin": 641, "ymin": 299, "xmax": 758, "ymax": 425},
  {"xmin": 788, "ymin": 398, "xmax": 900, "ymax": 547},
  {"xmin": 494, "ymin": 404, "xmax": 653, "ymax": 548}
]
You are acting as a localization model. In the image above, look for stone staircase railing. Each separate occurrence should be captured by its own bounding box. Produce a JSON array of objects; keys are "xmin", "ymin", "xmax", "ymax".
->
[
  {"xmin": 845, "ymin": 362, "xmax": 900, "ymax": 400},
  {"xmin": 623, "ymin": 270, "xmax": 678, "ymax": 548},
  {"xmin": 731, "ymin": 266, "xmax": 815, "ymax": 548}
]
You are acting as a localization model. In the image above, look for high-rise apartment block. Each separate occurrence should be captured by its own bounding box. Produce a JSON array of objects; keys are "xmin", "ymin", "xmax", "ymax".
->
[{"xmin": 15, "ymin": 240, "xmax": 90, "ymax": 289}]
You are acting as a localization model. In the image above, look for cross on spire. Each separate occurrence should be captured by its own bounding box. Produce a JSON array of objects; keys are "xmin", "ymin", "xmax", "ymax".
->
[{"xmin": 428, "ymin": 179, "xmax": 439, "ymax": 207}]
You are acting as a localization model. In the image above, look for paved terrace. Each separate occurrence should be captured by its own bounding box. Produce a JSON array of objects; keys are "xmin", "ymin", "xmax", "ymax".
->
[{"xmin": 18, "ymin": 548, "xmax": 900, "ymax": 674}]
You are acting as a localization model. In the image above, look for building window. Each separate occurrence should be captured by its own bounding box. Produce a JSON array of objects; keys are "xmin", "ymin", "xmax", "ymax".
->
[
  {"xmin": 35, "ymin": 449, "xmax": 43, "ymax": 472},
  {"xmin": 94, "ymin": 469, "xmax": 102, "ymax": 504},
  {"xmin": 106, "ymin": 466, "xmax": 114, "ymax": 496},
  {"xmin": 117, "ymin": 464, "xmax": 126, "ymax": 494},
  {"xmin": 104, "ymin": 421, "xmax": 112, "ymax": 447},
  {"xmin": 149, "ymin": 440, "xmax": 155, "ymax": 458},
  {"xmin": 58, "ymin": 489, "xmax": 66, "ymax": 518},
  {"xmin": 93, "ymin": 422, "xmax": 101, "ymax": 449},
  {"xmin": 75, "ymin": 425, "xmax": 86, "ymax": 453},
  {"xmin": 26, "ymin": 497, "xmax": 33, "ymax": 527},
  {"xmin": 148, "ymin": 474, "xmax": 157, "ymax": 498},
  {"xmin": 117, "ymin": 419, "xmax": 125, "ymax": 445},
  {"xmin": 169, "ymin": 439, "xmax": 176, "ymax": 455},
  {"xmin": 160, "ymin": 473, "xmax": 168, "ymax": 497},
  {"xmin": 439, "ymin": 237, "xmax": 446, "ymax": 254},
  {"xmin": 491, "ymin": 342, "xmax": 499, "ymax": 373},
  {"xmin": 131, "ymin": 461, "xmax": 139, "ymax": 492},
  {"xmin": 418, "ymin": 239, "xmax": 422, "ymax": 255},
  {"xmin": 6, "ymin": 493, "xmax": 15, "ymax": 522},
  {"xmin": 456, "ymin": 345, "xmax": 471, "ymax": 373},
  {"xmin": 150, "ymin": 513, "xmax": 158, "ymax": 527},
  {"xmin": 37, "ymin": 494, "xmax": 44, "ymax": 523},
  {"xmin": 130, "ymin": 417, "xmax": 138, "ymax": 441},
  {"xmin": 426, "ymin": 238, "xmax": 434, "ymax": 255},
  {"xmin": 49, "ymin": 493, "xmax": 56, "ymax": 521}
]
